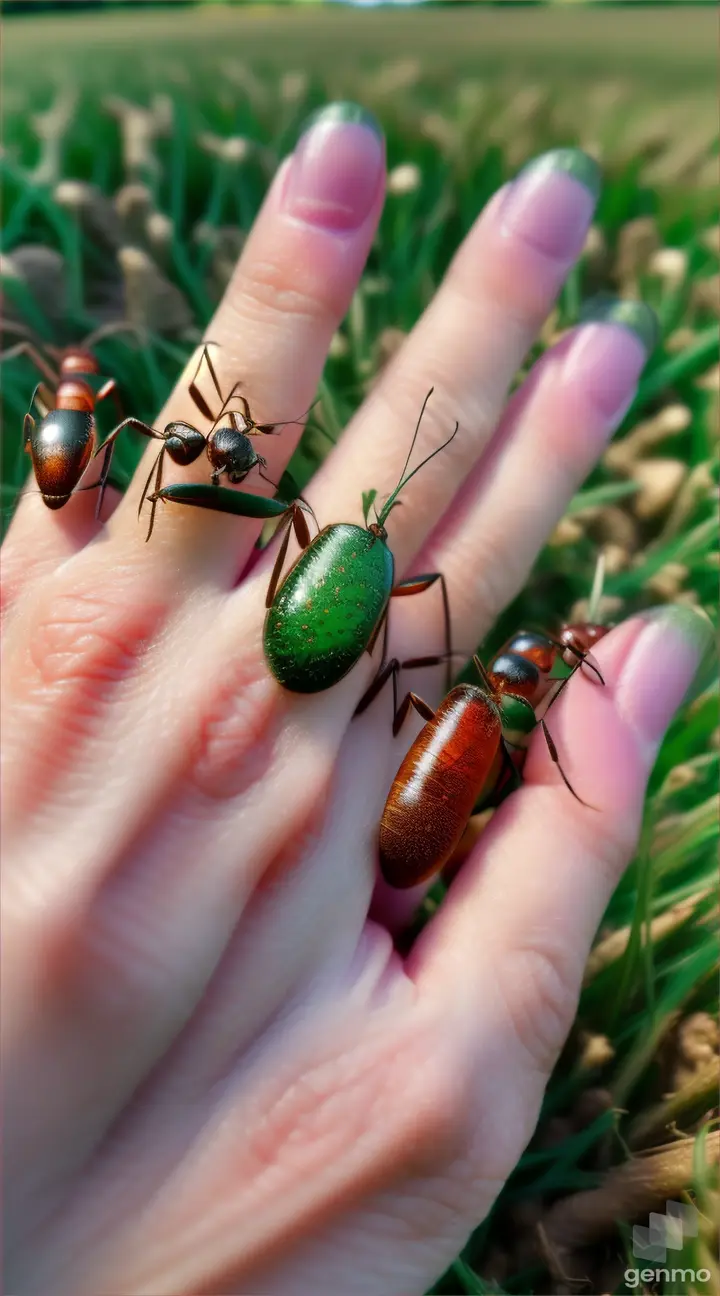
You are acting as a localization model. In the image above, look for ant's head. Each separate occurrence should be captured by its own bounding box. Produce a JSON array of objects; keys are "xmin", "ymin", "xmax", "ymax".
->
[
  {"xmin": 59, "ymin": 349, "xmax": 100, "ymax": 377},
  {"xmin": 560, "ymin": 622, "xmax": 610, "ymax": 658}
]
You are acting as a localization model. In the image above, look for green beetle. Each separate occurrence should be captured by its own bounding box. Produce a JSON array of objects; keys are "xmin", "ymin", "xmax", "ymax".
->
[
  {"xmin": 262, "ymin": 388, "xmax": 457, "ymax": 694},
  {"xmin": 152, "ymin": 389, "xmax": 458, "ymax": 698}
]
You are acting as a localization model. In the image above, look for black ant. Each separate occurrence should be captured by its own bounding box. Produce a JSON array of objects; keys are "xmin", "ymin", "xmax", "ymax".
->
[
  {"xmin": 93, "ymin": 344, "xmax": 313, "ymax": 541},
  {"xmin": 1, "ymin": 322, "xmax": 135, "ymax": 510}
]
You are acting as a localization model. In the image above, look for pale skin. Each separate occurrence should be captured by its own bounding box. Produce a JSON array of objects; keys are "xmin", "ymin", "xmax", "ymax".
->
[{"xmin": 1, "ymin": 111, "xmax": 708, "ymax": 1295}]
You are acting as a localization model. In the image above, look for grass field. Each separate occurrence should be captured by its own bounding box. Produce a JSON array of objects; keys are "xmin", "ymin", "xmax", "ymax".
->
[{"xmin": 2, "ymin": 7, "xmax": 718, "ymax": 1294}]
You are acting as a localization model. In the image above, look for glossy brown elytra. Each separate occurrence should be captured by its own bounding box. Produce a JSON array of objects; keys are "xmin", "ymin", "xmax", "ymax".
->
[
  {"xmin": 376, "ymin": 625, "xmax": 608, "ymax": 890},
  {"xmin": 377, "ymin": 655, "xmax": 510, "ymax": 889},
  {"xmin": 2, "ymin": 323, "xmax": 129, "ymax": 509}
]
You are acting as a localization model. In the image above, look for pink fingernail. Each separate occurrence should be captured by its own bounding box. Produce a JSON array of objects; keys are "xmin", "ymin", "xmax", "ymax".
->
[
  {"xmin": 616, "ymin": 607, "xmax": 715, "ymax": 751},
  {"xmin": 499, "ymin": 148, "xmax": 600, "ymax": 260},
  {"xmin": 282, "ymin": 104, "xmax": 384, "ymax": 233},
  {"xmin": 562, "ymin": 322, "xmax": 648, "ymax": 421}
]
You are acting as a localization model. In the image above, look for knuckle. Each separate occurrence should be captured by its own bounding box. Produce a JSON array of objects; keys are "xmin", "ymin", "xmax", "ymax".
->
[
  {"xmin": 570, "ymin": 801, "xmax": 641, "ymax": 891},
  {"xmin": 183, "ymin": 644, "xmax": 279, "ymax": 803},
  {"xmin": 27, "ymin": 575, "xmax": 164, "ymax": 696},
  {"xmin": 229, "ymin": 256, "xmax": 337, "ymax": 332},
  {"xmin": 495, "ymin": 938, "xmax": 581, "ymax": 1075},
  {"xmin": 248, "ymin": 1010, "xmax": 466, "ymax": 1187},
  {"xmin": 456, "ymin": 225, "xmax": 563, "ymax": 326},
  {"xmin": 47, "ymin": 883, "xmax": 198, "ymax": 1046}
]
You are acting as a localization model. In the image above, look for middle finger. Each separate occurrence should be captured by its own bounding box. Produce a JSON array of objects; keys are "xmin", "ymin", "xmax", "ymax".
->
[{"xmin": 301, "ymin": 148, "xmax": 601, "ymax": 577}]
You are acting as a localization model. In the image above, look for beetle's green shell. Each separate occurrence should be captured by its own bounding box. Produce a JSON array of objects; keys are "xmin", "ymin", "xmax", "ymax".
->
[{"xmin": 263, "ymin": 523, "xmax": 394, "ymax": 693}]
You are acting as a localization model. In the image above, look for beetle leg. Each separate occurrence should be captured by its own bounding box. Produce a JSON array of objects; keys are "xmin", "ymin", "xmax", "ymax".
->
[
  {"xmin": 264, "ymin": 505, "xmax": 297, "ymax": 606},
  {"xmin": 365, "ymin": 605, "xmax": 389, "ymax": 662},
  {"xmin": 494, "ymin": 737, "xmax": 525, "ymax": 802},
  {"xmin": 392, "ymin": 690, "xmax": 436, "ymax": 738},
  {"xmin": 354, "ymin": 651, "xmax": 396, "ymax": 718},
  {"xmin": 95, "ymin": 376, "xmax": 124, "ymax": 423},
  {"xmin": 354, "ymin": 651, "xmax": 446, "ymax": 724},
  {"xmin": 390, "ymin": 572, "xmax": 453, "ymax": 692}
]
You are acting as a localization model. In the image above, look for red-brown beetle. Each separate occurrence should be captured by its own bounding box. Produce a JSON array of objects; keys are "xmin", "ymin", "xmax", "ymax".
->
[{"xmin": 374, "ymin": 624, "xmax": 608, "ymax": 890}]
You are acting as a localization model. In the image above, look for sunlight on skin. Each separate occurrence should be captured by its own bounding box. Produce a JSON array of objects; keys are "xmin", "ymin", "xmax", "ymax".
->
[{"xmin": 2, "ymin": 100, "xmax": 712, "ymax": 1296}]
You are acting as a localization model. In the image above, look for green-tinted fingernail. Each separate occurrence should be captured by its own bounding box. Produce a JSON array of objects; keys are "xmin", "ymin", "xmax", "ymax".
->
[
  {"xmin": 638, "ymin": 605, "xmax": 717, "ymax": 706},
  {"xmin": 579, "ymin": 293, "xmax": 660, "ymax": 355},
  {"xmin": 519, "ymin": 147, "xmax": 602, "ymax": 202},
  {"xmin": 298, "ymin": 102, "xmax": 383, "ymax": 142}
]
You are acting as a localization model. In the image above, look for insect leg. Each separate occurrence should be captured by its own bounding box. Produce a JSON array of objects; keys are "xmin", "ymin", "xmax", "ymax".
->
[
  {"xmin": 94, "ymin": 417, "xmax": 162, "ymax": 521},
  {"xmin": 143, "ymin": 448, "xmax": 168, "ymax": 543},
  {"xmin": 390, "ymin": 571, "xmax": 453, "ymax": 692},
  {"xmin": 95, "ymin": 376, "xmax": 125, "ymax": 423},
  {"xmin": 1, "ymin": 341, "xmax": 58, "ymax": 387},
  {"xmin": 391, "ymin": 690, "xmax": 436, "ymax": 738},
  {"xmin": 265, "ymin": 504, "xmax": 311, "ymax": 607},
  {"xmin": 188, "ymin": 343, "xmax": 224, "ymax": 422},
  {"xmin": 540, "ymin": 718, "xmax": 595, "ymax": 809},
  {"xmin": 354, "ymin": 650, "xmax": 447, "ymax": 725},
  {"xmin": 540, "ymin": 630, "xmax": 605, "ymax": 685}
]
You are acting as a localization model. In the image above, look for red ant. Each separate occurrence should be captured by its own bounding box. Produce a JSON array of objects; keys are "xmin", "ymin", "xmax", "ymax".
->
[
  {"xmin": 1, "ymin": 322, "xmax": 133, "ymax": 510},
  {"xmin": 93, "ymin": 344, "xmax": 315, "ymax": 541}
]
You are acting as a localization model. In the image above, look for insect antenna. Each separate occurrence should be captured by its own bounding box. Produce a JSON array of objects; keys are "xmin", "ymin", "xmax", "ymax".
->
[
  {"xmin": 257, "ymin": 396, "xmax": 324, "ymax": 434},
  {"xmin": 375, "ymin": 388, "xmax": 460, "ymax": 528},
  {"xmin": 81, "ymin": 320, "xmax": 146, "ymax": 350},
  {"xmin": 470, "ymin": 652, "xmax": 498, "ymax": 699},
  {"xmin": 587, "ymin": 550, "xmax": 607, "ymax": 625}
]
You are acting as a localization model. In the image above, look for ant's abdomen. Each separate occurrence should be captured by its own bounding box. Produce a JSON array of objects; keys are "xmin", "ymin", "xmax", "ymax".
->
[{"xmin": 31, "ymin": 409, "xmax": 95, "ymax": 507}]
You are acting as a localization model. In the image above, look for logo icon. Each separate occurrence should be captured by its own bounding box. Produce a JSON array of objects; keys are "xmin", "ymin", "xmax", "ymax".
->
[{"xmin": 632, "ymin": 1200, "xmax": 699, "ymax": 1263}]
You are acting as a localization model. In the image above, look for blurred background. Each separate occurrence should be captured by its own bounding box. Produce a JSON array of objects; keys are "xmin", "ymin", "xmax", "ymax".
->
[{"xmin": 2, "ymin": 4, "xmax": 718, "ymax": 1294}]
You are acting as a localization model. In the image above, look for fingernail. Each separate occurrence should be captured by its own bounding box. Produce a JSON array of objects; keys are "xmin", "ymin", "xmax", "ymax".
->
[
  {"xmin": 499, "ymin": 148, "xmax": 601, "ymax": 260},
  {"xmin": 578, "ymin": 293, "xmax": 660, "ymax": 356},
  {"xmin": 562, "ymin": 318, "xmax": 650, "ymax": 421},
  {"xmin": 617, "ymin": 607, "xmax": 716, "ymax": 750},
  {"xmin": 282, "ymin": 102, "xmax": 384, "ymax": 233}
]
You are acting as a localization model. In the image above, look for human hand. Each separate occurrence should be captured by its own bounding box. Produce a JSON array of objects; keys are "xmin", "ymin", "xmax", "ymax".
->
[{"xmin": 2, "ymin": 104, "xmax": 712, "ymax": 1295}]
